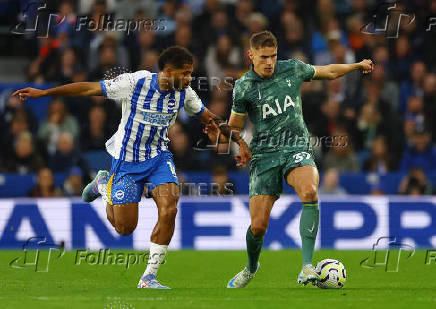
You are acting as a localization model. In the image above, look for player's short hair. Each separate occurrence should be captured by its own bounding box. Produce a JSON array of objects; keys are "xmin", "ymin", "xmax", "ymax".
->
[
  {"xmin": 158, "ymin": 46, "xmax": 194, "ymax": 70},
  {"xmin": 249, "ymin": 30, "xmax": 278, "ymax": 49}
]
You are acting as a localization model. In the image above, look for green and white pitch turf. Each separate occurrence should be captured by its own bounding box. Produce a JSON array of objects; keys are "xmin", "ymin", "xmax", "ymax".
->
[{"xmin": 1, "ymin": 250, "xmax": 435, "ymax": 308}]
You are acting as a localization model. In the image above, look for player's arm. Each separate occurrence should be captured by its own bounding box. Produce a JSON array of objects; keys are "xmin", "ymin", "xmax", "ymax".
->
[
  {"xmin": 198, "ymin": 108, "xmax": 251, "ymax": 167},
  {"xmin": 312, "ymin": 59, "xmax": 374, "ymax": 80},
  {"xmin": 13, "ymin": 82, "xmax": 102, "ymax": 100}
]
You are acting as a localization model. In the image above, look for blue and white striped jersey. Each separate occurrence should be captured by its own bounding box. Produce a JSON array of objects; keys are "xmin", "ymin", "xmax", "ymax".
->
[{"xmin": 100, "ymin": 70, "xmax": 205, "ymax": 162}]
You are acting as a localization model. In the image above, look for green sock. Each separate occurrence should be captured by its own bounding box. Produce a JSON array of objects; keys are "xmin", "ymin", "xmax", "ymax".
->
[
  {"xmin": 300, "ymin": 201, "xmax": 319, "ymax": 266},
  {"xmin": 246, "ymin": 226, "xmax": 264, "ymax": 273}
]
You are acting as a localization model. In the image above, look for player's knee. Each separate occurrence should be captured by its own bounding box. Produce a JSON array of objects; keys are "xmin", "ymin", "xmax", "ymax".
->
[
  {"xmin": 159, "ymin": 204, "xmax": 178, "ymax": 222},
  {"xmin": 251, "ymin": 221, "xmax": 268, "ymax": 236},
  {"xmin": 300, "ymin": 184, "xmax": 318, "ymax": 202},
  {"xmin": 115, "ymin": 222, "xmax": 137, "ymax": 236}
]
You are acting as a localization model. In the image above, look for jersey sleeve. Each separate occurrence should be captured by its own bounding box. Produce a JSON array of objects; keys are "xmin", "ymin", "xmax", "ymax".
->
[
  {"xmin": 295, "ymin": 59, "xmax": 315, "ymax": 82},
  {"xmin": 231, "ymin": 80, "xmax": 247, "ymax": 115},
  {"xmin": 100, "ymin": 72, "xmax": 137, "ymax": 100},
  {"xmin": 183, "ymin": 87, "xmax": 205, "ymax": 116}
]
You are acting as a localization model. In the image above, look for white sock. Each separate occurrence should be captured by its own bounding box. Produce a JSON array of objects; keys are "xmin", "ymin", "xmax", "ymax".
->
[
  {"xmin": 143, "ymin": 242, "xmax": 168, "ymax": 277},
  {"xmin": 97, "ymin": 184, "xmax": 109, "ymax": 204}
]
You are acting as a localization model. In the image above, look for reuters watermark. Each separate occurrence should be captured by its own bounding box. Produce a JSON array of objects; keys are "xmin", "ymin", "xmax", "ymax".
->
[{"xmin": 145, "ymin": 182, "xmax": 235, "ymax": 198}]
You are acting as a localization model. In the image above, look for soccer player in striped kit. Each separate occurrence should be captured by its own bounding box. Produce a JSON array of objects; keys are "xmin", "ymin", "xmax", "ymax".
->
[{"xmin": 13, "ymin": 46, "xmax": 251, "ymax": 289}]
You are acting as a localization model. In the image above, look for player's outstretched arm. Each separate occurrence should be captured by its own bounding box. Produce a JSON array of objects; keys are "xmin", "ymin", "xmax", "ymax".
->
[
  {"xmin": 13, "ymin": 82, "xmax": 102, "ymax": 101},
  {"xmin": 198, "ymin": 108, "xmax": 251, "ymax": 167},
  {"xmin": 313, "ymin": 59, "xmax": 374, "ymax": 80}
]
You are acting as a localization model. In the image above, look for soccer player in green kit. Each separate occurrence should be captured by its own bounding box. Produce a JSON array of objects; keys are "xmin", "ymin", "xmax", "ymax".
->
[{"xmin": 222, "ymin": 31, "xmax": 374, "ymax": 287}]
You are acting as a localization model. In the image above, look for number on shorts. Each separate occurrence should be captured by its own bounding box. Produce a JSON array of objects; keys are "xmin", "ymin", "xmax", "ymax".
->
[
  {"xmin": 292, "ymin": 152, "xmax": 311, "ymax": 163},
  {"xmin": 167, "ymin": 161, "xmax": 176, "ymax": 176}
]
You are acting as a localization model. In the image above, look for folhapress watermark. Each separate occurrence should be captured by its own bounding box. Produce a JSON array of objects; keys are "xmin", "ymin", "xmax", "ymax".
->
[
  {"xmin": 75, "ymin": 249, "xmax": 166, "ymax": 270},
  {"xmin": 10, "ymin": 1, "xmax": 165, "ymax": 38},
  {"xmin": 361, "ymin": 1, "xmax": 436, "ymax": 38},
  {"xmin": 9, "ymin": 236, "xmax": 65, "ymax": 272},
  {"xmin": 360, "ymin": 236, "xmax": 415, "ymax": 272}
]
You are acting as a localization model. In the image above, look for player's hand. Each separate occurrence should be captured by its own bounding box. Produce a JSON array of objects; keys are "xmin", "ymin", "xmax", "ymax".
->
[
  {"xmin": 235, "ymin": 142, "xmax": 252, "ymax": 167},
  {"xmin": 203, "ymin": 120, "xmax": 220, "ymax": 143},
  {"xmin": 359, "ymin": 59, "xmax": 374, "ymax": 74},
  {"xmin": 12, "ymin": 88, "xmax": 46, "ymax": 101}
]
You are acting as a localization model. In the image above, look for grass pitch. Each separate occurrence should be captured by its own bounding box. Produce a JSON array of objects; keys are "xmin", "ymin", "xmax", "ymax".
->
[{"xmin": 1, "ymin": 249, "xmax": 435, "ymax": 309}]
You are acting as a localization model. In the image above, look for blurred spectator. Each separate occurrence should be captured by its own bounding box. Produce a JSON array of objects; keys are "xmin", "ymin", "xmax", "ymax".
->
[
  {"xmin": 38, "ymin": 98, "xmax": 80, "ymax": 155},
  {"xmin": 400, "ymin": 131, "xmax": 436, "ymax": 172},
  {"xmin": 6, "ymin": 132, "xmax": 45, "ymax": 174},
  {"xmin": 399, "ymin": 61, "xmax": 426, "ymax": 113},
  {"xmin": 405, "ymin": 96, "xmax": 425, "ymax": 132},
  {"xmin": 363, "ymin": 135, "xmax": 392, "ymax": 174},
  {"xmin": 0, "ymin": 90, "xmax": 37, "ymax": 134},
  {"xmin": 392, "ymin": 36, "xmax": 415, "ymax": 83},
  {"xmin": 80, "ymin": 105, "xmax": 111, "ymax": 151},
  {"xmin": 48, "ymin": 132, "xmax": 90, "ymax": 178},
  {"xmin": 423, "ymin": 73, "xmax": 436, "ymax": 140},
  {"xmin": 277, "ymin": 11, "xmax": 309, "ymax": 59},
  {"xmin": 319, "ymin": 168, "xmax": 347, "ymax": 195},
  {"xmin": 89, "ymin": 34, "xmax": 129, "ymax": 73},
  {"xmin": 63, "ymin": 167, "xmax": 85, "ymax": 196},
  {"xmin": 371, "ymin": 64, "xmax": 399, "ymax": 112},
  {"xmin": 28, "ymin": 167, "xmax": 63, "ymax": 197},
  {"xmin": 139, "ymin": 50, "xmax": 159, "ymax": 72},
  {"xmin": 168, "ymin": 122, "xmax": 198, "ymax": 171},
  {"xmin": 1, "ymin": 110, "xmax": 33, "ymax": 165},
  {"xmin": 322, "ymin": 127, "xmax": 359, "ymax": 173},
  {"xmin": 233, "ymin": 0, "xmax": 254, "ymax": 34},
  {"xmin": 89, "ymin": 44, "xmax": 120, "ymax": 81},
  {"xmin": 398, "ymin": 167, "xmax": 435, "ymax": 195},
  {"xmin": 155, "ymin": 0, "xmax": 177, "ymax": 38},
  {"xmin": 205, "ymin": 34, "xmax": 241, "ymax": 80}
]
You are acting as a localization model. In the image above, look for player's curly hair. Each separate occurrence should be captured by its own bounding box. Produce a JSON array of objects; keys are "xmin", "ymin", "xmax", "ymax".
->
[
  {"xmin": 158, "ymin": 46, "xmax": 194, "ymax": 70},
  {"xmin": 250, "ymin": 30, "xmax": 278, "ymax": 49}
]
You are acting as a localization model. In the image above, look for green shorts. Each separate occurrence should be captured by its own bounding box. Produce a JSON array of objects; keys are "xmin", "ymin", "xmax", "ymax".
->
[{"xmin": 249, "ymin": 150, "xmax": 316, "ymax": 198}]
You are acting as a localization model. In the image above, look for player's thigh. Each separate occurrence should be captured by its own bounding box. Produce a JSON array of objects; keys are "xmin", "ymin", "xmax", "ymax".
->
[
  {"xmin": 106, "ymin": 173, "xmax": 143, "ymax": 234},
  {"xmin": 249, "ymin": 155, "xmax": 283, "ymax": 198},
  {"xmin": 112, "ymin": 202, "xmax": 138, "ymax": 232},
  {"xmin": 286, "ymin": 165, "xmax": 319, "ymax": 202},
  {"xmin": 152, "ymin": 182, "xmax": 180, "ymax": 220},
  {"xmin": 106, "ymin": 203, "xmax": 115, "ymax": 225}
]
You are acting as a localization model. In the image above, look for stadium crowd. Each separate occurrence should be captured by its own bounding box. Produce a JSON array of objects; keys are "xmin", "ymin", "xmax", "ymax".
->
[{"xmin": 0, "ymin": 0, "xmax": 436, "ymax": 196}]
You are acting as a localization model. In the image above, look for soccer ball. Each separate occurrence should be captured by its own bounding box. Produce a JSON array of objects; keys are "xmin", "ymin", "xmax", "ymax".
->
[{"xmin": 315, "ymin": 259, "xmax": 347, "ymax": 289}]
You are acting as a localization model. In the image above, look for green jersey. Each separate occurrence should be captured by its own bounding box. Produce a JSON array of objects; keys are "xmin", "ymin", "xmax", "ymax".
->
[{"xmin": 232, "ymin": 59, "xmax": 315, "ymax": 155}]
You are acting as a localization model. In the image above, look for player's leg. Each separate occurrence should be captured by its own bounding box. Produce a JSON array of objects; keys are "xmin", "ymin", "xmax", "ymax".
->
[
  {"xmin": 286, "ymin": 164, "xmax": 320, "ymax": 284},
  {"xmin": 227, "ymin": 195, "xmax": 278, "ymax": 288},
  {"xmin": 100, "ymin": 170, "xmax": 143, "ymax": 236},
  {"xmin": 247, "ymin": 195, "xmax": 277, "ymax": 270},
  {"xmin": 227, "ymin": 157, "xmax": 282, "ymax": 288},
  {"xmin": 141, "ymin": 183, "xmax": 179, "ymax": 275},
  {"xmin": 111, "ymin": 203, "xmax": 138, "ymax": 235},
  {"xmin": 138, "ymin": 152, "xmax": 180, "ymax": 289},
  {"xmin": 82, "ymin": 170, "xmax": 137, "ymax": 232}
]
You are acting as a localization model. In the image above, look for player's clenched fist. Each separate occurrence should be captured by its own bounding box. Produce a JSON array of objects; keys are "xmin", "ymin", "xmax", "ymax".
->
[
  {"xmin": 13, "ymin": 87, "xmax": 46, "ymax": 101},
  {"xmin": 359, "ymin": 59, "xmax": 374, "ymax": 74}
]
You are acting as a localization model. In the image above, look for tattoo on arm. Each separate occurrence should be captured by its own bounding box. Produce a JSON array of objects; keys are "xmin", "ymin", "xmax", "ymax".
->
[{"xmin": 213, "ymin": 118, "xmax": 243, "ymax": 145}]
